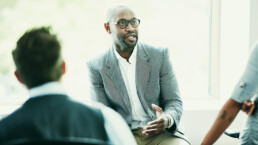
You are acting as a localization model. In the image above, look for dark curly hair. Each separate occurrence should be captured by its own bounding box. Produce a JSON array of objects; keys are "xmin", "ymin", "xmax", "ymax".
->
[{"xmin": 12, "ymin": 27, "xmax": 62, "ymax": 88}]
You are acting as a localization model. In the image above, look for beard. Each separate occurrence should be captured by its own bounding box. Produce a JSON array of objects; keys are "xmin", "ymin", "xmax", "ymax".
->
[{"xmin": 117, "ymin": 33, "xmax": 138, "ymax": 52}]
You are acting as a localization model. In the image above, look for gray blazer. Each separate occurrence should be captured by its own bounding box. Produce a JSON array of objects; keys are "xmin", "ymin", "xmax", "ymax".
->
[{"xmin": 88, "ymin": 42, "xmax": 187, "ymax": 140}]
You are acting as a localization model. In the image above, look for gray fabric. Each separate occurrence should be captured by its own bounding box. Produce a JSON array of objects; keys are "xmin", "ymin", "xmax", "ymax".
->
[
  {"xmin": 87, "ymin": 42, "xmax": 187, "ymax": 141},
  {"xmin": 132, "ymin": 128, "xmax": 189, "ymax": 145},
  {"xmin": 230, "ymin": 42, "xmax": 258, "ymax": 145}
]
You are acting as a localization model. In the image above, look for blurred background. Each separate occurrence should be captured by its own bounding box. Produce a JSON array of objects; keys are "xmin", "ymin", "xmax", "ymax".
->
[
  {"xmin": 0, "ymin": 0, "xmax": 210, "ymax": 102},
  {"xmin": 0, "ymin": 0, "xmax": 258, "ymax": 144}
]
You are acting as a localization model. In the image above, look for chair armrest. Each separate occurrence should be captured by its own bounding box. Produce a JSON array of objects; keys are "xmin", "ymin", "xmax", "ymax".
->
[{"xmin": 224, "ymin": 129, "xmax": 240, "ymax": 139}]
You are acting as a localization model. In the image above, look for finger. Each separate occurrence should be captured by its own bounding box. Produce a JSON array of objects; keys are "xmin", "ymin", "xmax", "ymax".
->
[
  {"xmin": 144, "ymin": 124, "xmax": 164, "ymax": 130},
  {"xmin": 152, "ymin": 104, "xmax": 163, "ymax": 112},
  {"xmin": 142, "ymin": 127, "xmax": 164, "ymax": 136},
  {"xmin": 242, "ymin": 101, "xmax": 251, "ymax": 111},
  {"xmin": 142, "ymin": 128, "xmax": 157, "ymax": 133},
  {"xmin": 145, "ymin": 122, "xmax": 165, "ymax": 132},
  {"xmin": 245, "ymin": 100, "xmax": 252, "ymax": 106},
  {"xmin": 142, "ymin": 129, "xmax": 158, "ymax": 136},
  {"xmin": 142, "ymin": 129, "xmax": 155, "ymax": 136},
  {"xmin": 143, "ymin": 124, "xmax": 157, "ymax": 130},
  {"xmin": 247, "ymin": 104, "xmax": 255, "ymax": 116},
  {"xmin": 246, "ymin": 101, "xmax": 252, "ymax": 107},
  {"xmin": 147, "ymin": 119, "xmax": 163, "ymax": 126}
]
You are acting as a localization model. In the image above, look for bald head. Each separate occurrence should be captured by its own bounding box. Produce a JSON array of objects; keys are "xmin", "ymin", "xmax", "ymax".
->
[
  {"xmin": 106, "ymin": 4, "xmax": 136, "ymax": 22},
  {"xmin": 104, "ymin": 4, "xmax": 139, "ymax": 54}
]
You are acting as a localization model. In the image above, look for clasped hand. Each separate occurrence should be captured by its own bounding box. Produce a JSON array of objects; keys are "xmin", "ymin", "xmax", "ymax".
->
[
  {"xmin": 142, "ymin": 104, "xmax": 169, "ymax": 136},
  {"xmin": 242, "ymin": 100, "xmax": 255, "ymax": 116}
]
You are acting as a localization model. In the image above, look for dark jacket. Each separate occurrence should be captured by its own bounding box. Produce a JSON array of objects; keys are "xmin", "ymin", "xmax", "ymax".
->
[{"xmin": 0, "ymin": 95, "xmax": 108, "ymax": 145}]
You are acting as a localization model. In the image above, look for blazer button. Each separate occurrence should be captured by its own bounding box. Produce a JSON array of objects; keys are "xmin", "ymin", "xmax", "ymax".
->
[{"xmin": 240, "ymin": 82, "xmax": 245, "ymax": 88}]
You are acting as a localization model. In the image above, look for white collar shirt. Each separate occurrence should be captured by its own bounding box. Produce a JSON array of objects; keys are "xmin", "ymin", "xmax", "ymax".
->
[
  {"xmin": 29, "ymin": 82, "xmax": 66, "ymax": 98},
  {"xmin": 114, "ymin": 45, "xmax": 151, "ymax": 129}
]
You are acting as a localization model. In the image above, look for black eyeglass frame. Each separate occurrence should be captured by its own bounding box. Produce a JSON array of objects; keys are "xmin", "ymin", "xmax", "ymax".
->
[{"xmin": 108, "ymin": 19, "xmax": 140, "ymax": 29}]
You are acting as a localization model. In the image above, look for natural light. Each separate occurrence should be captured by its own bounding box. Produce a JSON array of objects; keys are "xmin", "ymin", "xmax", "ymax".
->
[{"xmin": 0, "ymin": 0, "xmax": 250, "ymax": 113}]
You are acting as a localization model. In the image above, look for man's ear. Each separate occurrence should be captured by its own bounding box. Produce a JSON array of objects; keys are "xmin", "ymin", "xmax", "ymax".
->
[
  {"xmin": 14, "ymin": 71, "xmax": 23, "ymax": 84},
  {"xmin": 62, "ymin": 61, "xmax": 66, "ymax": 75},
  {"xmin": 104, "ymin": 23, "xmax": 111, "ymax": 34}
]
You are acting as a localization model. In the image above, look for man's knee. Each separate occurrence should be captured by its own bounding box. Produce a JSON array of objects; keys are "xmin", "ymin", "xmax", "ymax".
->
[{"xmin": 159, "ymin": 137, "xmax": 189, "ymax": 145}]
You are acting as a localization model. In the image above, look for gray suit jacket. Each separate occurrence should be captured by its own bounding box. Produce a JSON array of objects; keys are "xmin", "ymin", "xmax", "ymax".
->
[{"xmin": 88, "ymin": 42, "xmax": 187, "ymax": 141}]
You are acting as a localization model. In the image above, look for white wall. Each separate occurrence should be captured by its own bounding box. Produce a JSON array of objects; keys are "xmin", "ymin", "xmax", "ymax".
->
[
  {"xmin": 181, "ymin": 1, "xmax": 258, "ymax": 144},
  {"xmin": 220, "ymin": 0, "xmax": 250, "ymax": 103},
  {"xmin": 181, "ymin": 110, "xmax": 246, "ymax": 145},
  {"xmin": 249, "ymin": 0, "xmax": 258, "ymax": 47}
]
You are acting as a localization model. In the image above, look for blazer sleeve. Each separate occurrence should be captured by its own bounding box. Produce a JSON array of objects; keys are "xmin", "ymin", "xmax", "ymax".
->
[
  {"xmin": 87, "ymin": 62, "xmax": 112, "ymax": 108},
  {"xmin": 160, "ymin": 48, "xmax": 183, "ymax": 134}
]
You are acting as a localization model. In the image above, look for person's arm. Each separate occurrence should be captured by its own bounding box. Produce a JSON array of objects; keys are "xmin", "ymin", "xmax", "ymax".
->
[
  {"xmin": 242, "ymin": 100, "xmax": 255, "ymax": 115},
  {"xmin": 201, "ymin": 98, "xmax": 241, "ymax": 145},
  {"xmin": 142, "ymin": 48, "xmax": 182, "ymax": 135},
  {"xmin": 203, "ymin": 42, "xmax": 258, "ymax": 144},
  {"xmin": 159, "ymin": 48, "xmax": 183, "ymax": 133}
]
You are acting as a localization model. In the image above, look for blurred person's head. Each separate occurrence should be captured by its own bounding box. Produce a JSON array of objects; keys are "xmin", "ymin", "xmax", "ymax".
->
[{"xmin": 12, "ymin": 27, "xmax": 65, "ymax": 89}]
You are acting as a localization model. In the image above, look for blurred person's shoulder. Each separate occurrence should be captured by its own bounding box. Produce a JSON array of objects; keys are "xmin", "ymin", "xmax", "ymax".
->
[
  {"xmin": 90, "ymin": 102, "xmax": 126, "ymax": 122},
  {"xmin": 91, "ymin": 102, "xmax": 117, "ymax": 114},
  {"xmin": 252, "ymin": 41, "xmax": 258, "ymax": 52}
]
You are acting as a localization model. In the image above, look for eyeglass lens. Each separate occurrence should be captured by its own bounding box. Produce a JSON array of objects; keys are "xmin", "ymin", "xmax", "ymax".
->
[{"xmin": 118, "ymin": 19, "xmax": 140, "ymax": 29}]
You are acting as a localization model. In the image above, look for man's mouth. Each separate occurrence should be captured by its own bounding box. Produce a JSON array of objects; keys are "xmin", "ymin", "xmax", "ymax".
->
[{"xmin": 126, "ymin": 34, "xmax": 136, "ymax": 42}]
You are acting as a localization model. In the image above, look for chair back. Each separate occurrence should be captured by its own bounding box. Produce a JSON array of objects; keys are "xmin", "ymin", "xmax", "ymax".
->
[
  {"xmin": 2, "ymin": 138, "xmax": 111, "ymax": 145},
  {"xmin": 224, "ymin": 129, "xmax": 240, "ymax": 139}
]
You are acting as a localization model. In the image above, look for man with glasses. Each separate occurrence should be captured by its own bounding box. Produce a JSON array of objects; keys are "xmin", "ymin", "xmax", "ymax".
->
[{"xmin": 87, "ymin": 4, "xmax": 189, "ymax": 145}]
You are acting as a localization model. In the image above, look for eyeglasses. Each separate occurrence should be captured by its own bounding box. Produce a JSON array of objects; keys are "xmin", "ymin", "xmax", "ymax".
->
[{"xmin": 109, "ymin": 19, "xmax": 140, "ymax": 29}]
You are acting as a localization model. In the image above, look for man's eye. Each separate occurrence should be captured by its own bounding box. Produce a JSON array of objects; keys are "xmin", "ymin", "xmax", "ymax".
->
[
  {"xmin": 131, "ymin": 20, "xmax": 136, "ymax": 24},
  {"xmin": 118, "ymin": 21, "xmax": 127, "ymax": 26}
]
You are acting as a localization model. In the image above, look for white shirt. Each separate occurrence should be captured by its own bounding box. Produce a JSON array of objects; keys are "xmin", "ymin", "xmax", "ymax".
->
[
  {"xmin": 114, "ymin": 46, "xmax": 151, "ymax": 129},
  {"xmin": 29, "ymin": 82, "xmax": 136, "ymax": 145},
  {"xmin": 114, "ymin": 46, "xmax": 174, "ymax": 129}
]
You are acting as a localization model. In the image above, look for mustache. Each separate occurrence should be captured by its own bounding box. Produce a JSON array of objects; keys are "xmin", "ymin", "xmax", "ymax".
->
[{"xmin": 125, "ymin": 33, "xmax": 137, "ymax": 37}]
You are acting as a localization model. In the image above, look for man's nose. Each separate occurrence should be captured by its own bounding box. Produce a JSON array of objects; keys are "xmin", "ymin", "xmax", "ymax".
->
[{"xmin": 125, "ymin": 23, "xmax": 135, "ymax": 31}]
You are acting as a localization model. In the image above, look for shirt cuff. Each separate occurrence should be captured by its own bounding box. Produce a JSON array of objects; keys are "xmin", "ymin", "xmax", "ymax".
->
[{"xmin": 165, "ymin": 114, "xmax": 174, "ymax": 128}]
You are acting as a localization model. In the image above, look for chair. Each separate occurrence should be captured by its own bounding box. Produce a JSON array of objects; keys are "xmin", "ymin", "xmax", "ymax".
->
[
  {"xmin": 2, "ymin": 138, "xmax": 111, "ymax": 145},
  {"xmin": 224, "ymin": 129, "xmax": 240, "ymax": 139}
]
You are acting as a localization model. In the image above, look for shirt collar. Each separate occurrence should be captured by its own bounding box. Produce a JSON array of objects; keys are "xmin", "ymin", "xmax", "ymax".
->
[
  {"xmin": 113, "ymin": 44, "xmax": 138, "ymax": 61},
  {"xmin": 29, "ymin": 82, "xmax": 66, "ymax": 98}
]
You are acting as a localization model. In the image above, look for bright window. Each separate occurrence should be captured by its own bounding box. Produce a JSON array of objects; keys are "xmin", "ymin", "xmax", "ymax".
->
[{"xmin": 0, "ymin": 0, "xmax": 221, "ymax": 114}]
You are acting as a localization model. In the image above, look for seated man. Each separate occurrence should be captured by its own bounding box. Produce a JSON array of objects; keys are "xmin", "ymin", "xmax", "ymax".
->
[
  {"xmin": 88, "ymin": 4, "xmax": 189, "ymax": 145},
  {"xmin": 0, "ymin": 27, "xmax": 136, "ymax": 145}
]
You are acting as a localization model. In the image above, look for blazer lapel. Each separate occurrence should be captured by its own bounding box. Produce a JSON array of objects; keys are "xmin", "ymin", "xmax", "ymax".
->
[
  {"xmin": 105, "ymin": 47, "xmax": 131, "ymax": 111},
  {"xmin": 136, "ymin": 43, "xmax": 151, "ymax": 100}
]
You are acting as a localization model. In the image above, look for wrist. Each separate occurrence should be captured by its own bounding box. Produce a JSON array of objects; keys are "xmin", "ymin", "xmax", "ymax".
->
[{"xmin": 165, "ymin": 114, "xmax": 174, "ymax": 128}]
